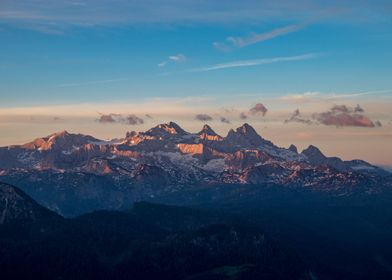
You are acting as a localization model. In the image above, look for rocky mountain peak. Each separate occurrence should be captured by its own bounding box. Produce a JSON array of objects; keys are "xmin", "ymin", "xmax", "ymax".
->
[
  {"xmin": 236, "ymin": 123, "xmax": 258, "ymax": 136},
  {"xmin": 167, "ymin": 122, "xmax": 187, "ymax": 134},
  {"xmin": 225, "ymin": 123, "xmax": 266, "ymax": 147},
  {"xmin": 126, "ymin": 131, "xmax": 138, "ymax": 138},
  {"xmin": 52, "ymin": 130, "xmax": 69, "ymax": 137},
  {"xmin": 199, "ymin": 124, "xmax": 217, "ymax": 136},
  {"xmin": 197, "ymin": 124, "xmax": 222, "ymax": 141},
  {"xmin": 21, "ymin": 131, "xmax": 99, "ymax": 151},
  {"xmin": 302, "ymin": 145, "xmax": 326, "ymax": 163},
  {"xmin": 147, "ymin": 122, "xmax": 188, "ymax": 137},
  {"xmin": 46, "ymin": 130, "xmax": 72, "ymax": 143},
  {"xmin": 289, "ymin": 144, "xmax": 298, "ymax": 154}
]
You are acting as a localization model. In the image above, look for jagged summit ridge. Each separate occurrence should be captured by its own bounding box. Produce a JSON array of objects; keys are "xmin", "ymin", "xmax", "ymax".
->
[
  {"xmin": 301, "ymin": 145, "xmax": 326, "ymax": 164},
  {"xmin": 0, "ymin": 122, "xmax": 390, "ymax": 216},
  {"xmin": 198, "ymin": 124, "xmax": 217, "ymax": 136},
  {"xmin": 236, "ymin": 123, "xmax": 257, "ymax": 135},
  {"xmin": 146, "ymin": 122, "xmax": 188, "ymax": 137},
  {"xmin": 225, "ymin": 123, "xmax": 273, "ymax": 148},
  {"xmin": 0, "ymin": 121, "xmax": 389, "ymax": 208},
  {"xmin": 198, "ymin": 124, "xmax": 223, "ymax": 141},
  {"xmin": 288, "ymin": 144, "xmax": 298, "ymax": 154},
  {"xmin": 21, "ymin": 130, "xmax": 100, "ymax": 151},
  {"xmin": 1, "ymin": 122, "xmax": 383, "ymax": 172}
]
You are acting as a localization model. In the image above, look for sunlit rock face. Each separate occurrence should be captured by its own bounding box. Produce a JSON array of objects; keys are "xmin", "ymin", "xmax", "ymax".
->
[
  {"xmin": 197, "ymin": 124, "xmax": 223, "ymax": 141},
  {"xmin": 0, "ymin": 122, "xmax": 390, "ymax": 216},
  {"xmin": 21, "ymin": 130, "xmax": 100, "ymax": 151},
  {"xmin": 226, "ymin": 150, "xmax": 271, "ymax": 170}
]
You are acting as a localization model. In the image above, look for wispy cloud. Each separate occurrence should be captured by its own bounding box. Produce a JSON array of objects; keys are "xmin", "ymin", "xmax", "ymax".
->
[
  {"xmin": 158, "ymin": 61, "xmax": 167, "ymax": 67},
  {"xmin": 212, "ymin": 7, "xmax": 346, "ymax": 51},
  {"xmin": 280, "ymin": 89, "xmax": 392, "ymax": 103},
  {"xmin": 158, "ymin": 53, "xmax": 186, "ymax": 67},
  {"xmin": 279, "ymin": 91, "xmax": 321, "ymax": 103},
  {"xmin": 214, "ymin": 21, "xmax": 309, "ymax": 51},
  {"xmin": 4, "ymin": 0, "xmax": 392, "ymax": 40},
  {"xmin": 189, "ymin": 53, "xmax": 322, "ymax": 72},
  {"xmin": 1, "ymin": 1, "xmax": 388, "ymax": 34},
  {"xmin": 58, "ymin": 78, "xmax": 128, "ymax": 87},
  {"xmin": 169, "ymin": 54, "xmax": 186, "ymax": 62}
]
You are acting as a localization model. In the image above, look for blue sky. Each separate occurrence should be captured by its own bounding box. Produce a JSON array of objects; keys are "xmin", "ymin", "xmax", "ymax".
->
[
  {"xmin": 0, "ymin": 0, "xmax": 391, "ymax": 106},
  {"xmin": 0, "ymin": 0, "xmax": 392, "ymax": 165}
]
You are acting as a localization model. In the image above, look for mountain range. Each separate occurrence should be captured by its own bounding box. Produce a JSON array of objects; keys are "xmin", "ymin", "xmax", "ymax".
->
[
  {"xmin": 2, "ymin": 123, "xmax": 392, "ymax": 279},
  {"xmin": 0, "ymin": 122, "xmax": 390, "ymax": 216}
]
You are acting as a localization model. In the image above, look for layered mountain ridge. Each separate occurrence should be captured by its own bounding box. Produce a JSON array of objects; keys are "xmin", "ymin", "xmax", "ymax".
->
[
  {"xmin": 0, "ymin": 182, "xmax": 319, "ymax": 280},
  {"xmin": 0, "ymin": 182, "xmax": 60, "ymax": 224},
  {"xmin": 0, "ymin": 122, "xmax": 390, "ymax": 216}
]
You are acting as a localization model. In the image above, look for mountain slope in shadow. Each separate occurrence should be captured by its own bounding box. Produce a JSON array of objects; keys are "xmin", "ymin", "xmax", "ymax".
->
[{"xmin": 0, "ymin": 182, "xmax": 323, "ymax": 280}]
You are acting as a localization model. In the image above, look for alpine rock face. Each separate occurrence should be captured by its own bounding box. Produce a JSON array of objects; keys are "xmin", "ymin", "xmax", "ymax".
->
[{"xmin": 0, "ymin": 122, "xmax": 390, "ymax": 216}]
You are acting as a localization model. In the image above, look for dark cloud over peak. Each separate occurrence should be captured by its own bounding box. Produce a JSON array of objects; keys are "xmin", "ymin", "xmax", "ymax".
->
[
  {"xmin": 123, "ymin": 114, "xmax": 144, "ymax": 125},
  {"xmin": 97, "ymin": 113, "xmax": 144, "ymax": 125},
  {"xmin": 97, "ymin": 113, "xmax": 117, "ymax": 123},
  {"xmin": 283, "ymin": 104, "xmax": 380, "ymax": 128},
  {"xmin": 284, "ymin": 109, "xmax": 312, "ymax": 124},
  {"xmin": 312, "ymin": 104, "xmax": 376, "ymax": 128},
  {"xmin": 195, "ymin": 114, "xmax": 213, "ymax": 122},
  {"xmin": 330, "ymin": 105, "xmax": 350, "ymax": 114},
  {"xmin": 249, "ymin": 103, "xmax": 268, "ymax": 116},
  {"xmin": 239, "ymin": 112, "xmax": 248, "ymax": 120},
  {"xmin": 220, "ymin": 117, "xmax": 231, "ymax": 124},
  {"xmin": 354, "ymin": 104, "xmax": 364, "ymax": 113}
]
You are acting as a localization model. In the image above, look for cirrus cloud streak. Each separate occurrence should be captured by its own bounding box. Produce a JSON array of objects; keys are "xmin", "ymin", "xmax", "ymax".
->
[{"xmin": 189, "ymin": 53, "xmax": 322, "ymax": 72}]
